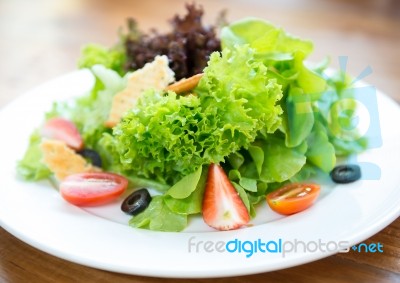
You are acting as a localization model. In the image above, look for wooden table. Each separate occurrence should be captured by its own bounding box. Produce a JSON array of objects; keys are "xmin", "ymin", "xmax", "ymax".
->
[{"xmin": 0, "ymin": 0, "xmax": 399, "ymax": 282}]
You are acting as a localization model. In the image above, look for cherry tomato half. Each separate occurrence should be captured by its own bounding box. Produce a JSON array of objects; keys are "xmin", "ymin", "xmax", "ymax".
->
[
  {"xmin": 266, "ymin": 183, "xmax": 320, "ymax": 215},
  {"xmin": 60, "ymin": 172, "xmax": 128, "ymax": 206}
]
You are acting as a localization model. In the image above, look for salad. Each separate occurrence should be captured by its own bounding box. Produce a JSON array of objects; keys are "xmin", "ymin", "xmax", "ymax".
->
[{"xmin": 17, "ymin": 4, "xmax": 366, "ymax": 232}]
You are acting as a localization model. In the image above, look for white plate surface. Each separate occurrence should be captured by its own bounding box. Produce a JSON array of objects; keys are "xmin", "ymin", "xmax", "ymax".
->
[{"xmin": 0, "ymin": 70, "xmax": 399, "ymax": 278}]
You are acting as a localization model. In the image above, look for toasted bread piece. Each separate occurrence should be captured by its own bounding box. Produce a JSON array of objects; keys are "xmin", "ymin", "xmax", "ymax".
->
[
  {"xmin": 105, "ymin": 55, "xmax": 175, "ymax": 127},
  {"xmin": 41, "ymin": 139, "xmax": 98, "ymax": 180},
  {"xmin": 166, "ymin": 73, "xmax": 203, "ymax": 94}
]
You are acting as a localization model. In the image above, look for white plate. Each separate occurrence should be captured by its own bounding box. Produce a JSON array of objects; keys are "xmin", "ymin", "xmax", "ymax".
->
[{"xmin": 0, "ymin": 70, "xmax": 399, "ymax": 278}]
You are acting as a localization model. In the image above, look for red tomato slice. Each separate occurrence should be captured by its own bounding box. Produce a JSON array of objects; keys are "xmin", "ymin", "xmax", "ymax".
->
[
  {"xmin": 266, "ymin": 183, "xmax": 320, "ymax": 215},
  {"xmin": 60, "ymin": 173, "xmax": 128, "ymax": 206}
]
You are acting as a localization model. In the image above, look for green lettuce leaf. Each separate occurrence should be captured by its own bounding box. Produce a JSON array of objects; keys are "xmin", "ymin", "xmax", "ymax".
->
[
  {"xmin": 70, "ymin": 65, "xmax": 126, "ymax": 149},
  {"xmin": 248, "ymin": 145, "xmax": 264, "ymax": 176},
  {"xmin": 316, "ymin": 72, "xmax": 368, "ymax": 155},
  {"xmin": 239, "ymin": 177, "xmax": 258, "ymax": 192},
  {"xmin": 227, "ymin": 168, "xmax": 257, "ymax": 192},
  {"xmin": 232, "ymin": 182, "xmax": 253, "ymax": 216},
  {"xmin": 16, "ymin": 131, "xmax": 51, "ymax": 181},
  {"xmin": 221, "ymin": 18, "xmax": 313, "ymax": 56},
  {"xmin": 166, "ymin": 166, "xmax": 202, "ymax": 199},
  {"xmin": 306, "ymin": 121, "xmax": 336, "ymax": 172},
  {"xmin": 78, "ymin": 44, "xmax": 126, "ymax": 75},
  {"xmin": 258, "ymin": 137, "xmax": 307, "ymax": 183},
  {"xmin": 129, "ymin": 196, "xmax": 187, "ymax": 232},
  {"xmin": 289, "ymin": 163, "xmax": 316, "ymax": 183},
  {"xmin": 281, "ymin": 86, "xmax": 314, "ymax": 147},
  {"xmin": 227, "ymin": 152, "xmax": 245, "ymax": 170},
  {"xmin": 164, "ymin": 166, "xmax": 208, "ymax": 215},
  {"xmin": 293, "ymin": 52, "xmax": 327, "ymax": 95}
]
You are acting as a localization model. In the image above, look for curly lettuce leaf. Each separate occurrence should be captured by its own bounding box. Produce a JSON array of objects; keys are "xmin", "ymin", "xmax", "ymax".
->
[
  {"xmin": 114, "ymin": 91, "xmax": 202, "ymax": 184},
  {"xmin": 197, "ymin": 45, "xmax": 283, "ymax": 135},
  {"xmin": 221, "ymin": 18, "xmax": 327, "ymax": 151},
  {"xmin": 113, "ymin": 45, "xmax": 283, "ymax": 185},
  {"xmin": 96, "ymin": 133, "xmax": 170, "ymax": 192}
]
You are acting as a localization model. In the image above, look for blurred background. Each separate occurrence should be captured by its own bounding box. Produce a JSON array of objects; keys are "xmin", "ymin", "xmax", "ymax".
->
[{"xmin": 0, "ymin": 0, "xmax": 399, "ymax": 107}]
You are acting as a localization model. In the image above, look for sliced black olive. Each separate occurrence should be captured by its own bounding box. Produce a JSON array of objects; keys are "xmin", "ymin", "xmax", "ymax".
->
[
  {"xmin": 121, "ymin": 188, "xmax": 152, "ymax": 215},
  {"xmin": 77, "ymin": 149, "xmax": 102, "ymax": 168},
  {"xmin": 330, "ymin": 165, "xmax": 361, "ymax": 184}
]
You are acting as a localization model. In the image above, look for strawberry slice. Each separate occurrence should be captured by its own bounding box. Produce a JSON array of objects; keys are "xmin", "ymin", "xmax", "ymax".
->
[
  {"xmin": 41, "ymin": 118, "xmax": 84, "ymax": 151},
  {"xmin": 202, "ymin": 163, "xmax": 250, "ymax": 231}
]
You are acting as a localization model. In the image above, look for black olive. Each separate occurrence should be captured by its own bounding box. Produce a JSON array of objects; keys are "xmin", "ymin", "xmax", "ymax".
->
[
  {"xmin": 121, "ymin": 188, "xmax": 152, "ymax": 215},
  {"xmin": 330, "ymin": 165, "xmax": 361, "ymax": 184},
  {"xmin": 77, "ymin": 149, "xmax": 102, "ymax": 168}
]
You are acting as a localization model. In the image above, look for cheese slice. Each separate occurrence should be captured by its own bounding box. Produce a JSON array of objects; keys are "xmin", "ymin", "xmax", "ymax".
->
[
  {"xmin": 41, "ymin": 139, "xmax": 98, "ymax": 180},
  {"xmin": 105, "ymin": 55, "xmax": 175, "ymax": 127}
]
